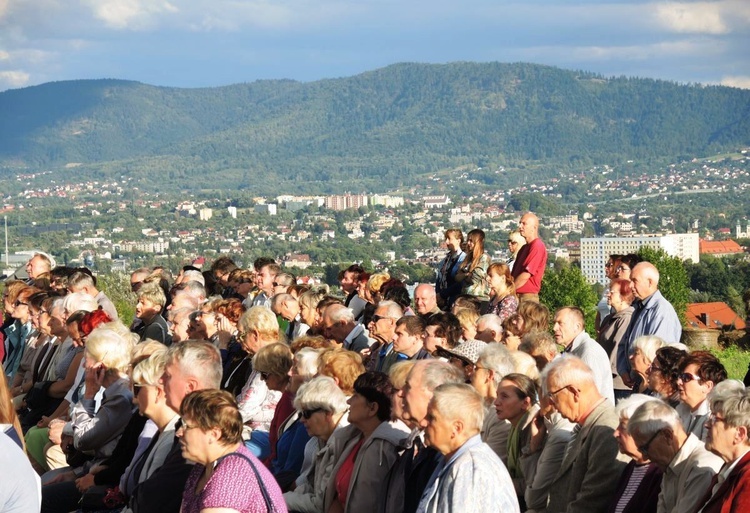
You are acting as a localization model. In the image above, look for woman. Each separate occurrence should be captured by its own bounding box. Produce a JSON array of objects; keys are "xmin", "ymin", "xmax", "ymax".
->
[
  {"xmin": 484, "ymin": 262, "xmax": 519, "ymax": 323},
  {"xmin": 616, "ymin": 254, "xmax": 642, "ymax": 281},
  {"xmin": 325, "ymin": 371, "xmax": 407, "ymax": 513},
  {"xmin": 456, "ymin": 229, "xmax": 491, "ymax": 300},
  {"xmin": 3, "ymin": 283, "xmax": 37, "ymax": 379},
  {"xmin": 455, "ymin": 308, "xmax": 479, "ymax": 342},
  {"xmin": 629, "ymin": 336, "xmax": 665, "ymax": 393},
  {"xmin": 501, "ymin": 315, "xmax": 524, "ymax": 351},
  {"xmin": 10, "ymin": 290, "xmax": 48, "ymax": 408},
  {"xmin": 318, "ymin": 349, "xmax": 366, "ymax": 397},
  {"xmin": 40, "ymin": 326, "xmax": 135, "ymax": 490},
  {"xmin": 646, "ymin": 346, "xmax": 686, "ymax": 406},
  {"xmin": 598, "ymin": 278, "xmax": 635, "ymax": 399},
  {"xmin": 228, "ymin": 268, "xmax": 257, "ymax": 308},
  {"xmin": 516, "ymin": 301, "xmax": 550, "ymax": 335},
  {"xmin": 284, "ymin": 376, "xmax": 350, "ymax": 513},
  {"xmin": 507, "ymin": 230, "xmax": 525, "ymax": 272},
  {"xmin": 254, "ymin": 343, "xmax": 309, "ymax": 491},
  {"xmin": 178, "ymin": 389, "xmax": 286, "ymax": 513},
  {"xmin": 436, "ymin": 229, "xmax": 466, "ymax": 309},
  {"xmin": 297, "ymin": 287, "xmax": 330, "ymax": 337},
  {"xmin": 494, "ymin": 373, "xmax": 540, "ymax": 504},
  {"xmin": 608, "ymin": 394, "xmax": 663, "ymax": 513},
  {"xmin": 595, "ymin": 254, "xmax": 621, "ymax": 333},
  {"xmin": 0, "ymin": 367, "xmax": 24, "ymax": 447}
]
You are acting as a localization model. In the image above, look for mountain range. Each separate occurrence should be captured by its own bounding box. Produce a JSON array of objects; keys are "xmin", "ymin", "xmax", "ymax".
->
[{"xmin": 1, "ymin": 62, "xmax": 749, "ymax": 193}]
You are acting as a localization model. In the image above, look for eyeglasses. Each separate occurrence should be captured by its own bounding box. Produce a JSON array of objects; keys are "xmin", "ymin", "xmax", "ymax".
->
[
  {"xmin": 301, "ymin": 408, "xmax": 325, "ymax": 419},
  {"xmin": 637, "ymin": 429, "xmax": 663, "ymax": 455},
  {"xmin": 259, "ymin": 372, "xmax": 270, "ymax": 381},
  {"xmin": 707, "ymin": 413, "xmax": 727, "ymax": 426},
  {"xmin": 548, "ymin": 384, "xmax": 572, "ymax": 402},
  {"xmin": 371, "ymin": 314, "xmax": 392, "ymax": 323},
  {"xmin": 617, "ymin": 266, "xmax": 630, "ymax": 273},
  {"xmin": 179, "ymin": 422, "xmax": 200, "ymax": 432},
  {"xmin": 648, "ymin": 363, "xmax": 663, "ymax": 374},
  {"xmin": 14, "ymin": 300, "xmax": 29, "ymax": 307},
  {"xmin": 605, "ymin": 262, "xmax": 614, "ymax": 268},
  {"xmin": 507, "ymin": 240, "xmax": 516, "ymax": 244},
  {"xmin": 679, "ymin": 372, "xmax": 702, "ymax": 383},
  {"xmin": 133, "ymin": 383, "xmax": 149, "ymax": 396}
]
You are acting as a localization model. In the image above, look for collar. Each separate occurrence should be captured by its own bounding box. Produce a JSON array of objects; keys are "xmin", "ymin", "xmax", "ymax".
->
[
  {"xmin": 344, "ymin": 323, "xmax": 365, "ymax": 346},
  {"xmin": 668, "ymin": 433, "xmax": 703, "ymax": 474},
  {"xmin": 564, "ymin": 331, "xmax": 588, "ymax": 353}
]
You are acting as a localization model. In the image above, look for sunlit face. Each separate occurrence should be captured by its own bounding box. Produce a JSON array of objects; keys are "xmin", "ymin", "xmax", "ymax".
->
[
  {"xmin": 547, "ymin": 381, "xmax": 577, "ymax": 423},
  {"xmin": 494, "ymin": 380, "xmax": 531, "ymax": 425},
  {"xmin": 299, "ymin": 302, "xmax": 316, "ymax": 327},
  {"xmin": 630, "ymin": 268, "xmax": 651, "ymax": 300},
  {"xmin": 240, "ymin": 330, "xmax": 264, "ymax": 355},
  {"xmin": 136, "ymin": 297, "xmax": 161, "ymax": 321},
  {"xmin": 26, "ymin": 256, "xmax": 48, "ymax": 280},
  {"xmin": 368, "ymin": 308, "xmax": 396, "ymax": 342},
  {"xmin": 423, "ymin": 325, "xmax": 446, "ymax": 354},
  {"xmin": 340, "ymin": 272, "xmax": 358, "ymax": 294},
  {"xmin": 176, "ymin": 416, "xmax": 210, "ymax": 464},
  {"xmin": 393, "ymin": 325, "xmax": 421, "ymax": 355},
  {"xmin": 257, "ymin": 266, "xmax": 276, "ymax": 293},
  {"xmin": 402, "ymin": 366, "xmax": 431, "ymax": 423},
  {"xmin": 171, "ymin": 314, "xmax": 191, "ymax": 343},
  {"xmin": 470, "ymin": 363, "xmax": 492, "ymax": 398},
  {"xmin": 629, "ymin": 347, "xmax": 652, "ymax": 375},
  {"xmin": 616, "ymin": 264, "xmax": 632, "ymax": 281},
  {"xmin": 134, "ymin": 383, "xmax": 162, "ymax": 418},
  {"xmin": 347, "ymin": 391, "xmax": 374, "ymax": 428},
  {"xmin": 423, "ymin": 401, "xmax": 455, "ymax": 455},
  {"xmin": 414, "ymin": 286, "xmax": 437, "ymax": 315},
  {"xmin": 161, "ymin": 361, "xmax": 192, "ymax": 412},
  {"xmin": 501, "ymin": 332, "xmax": 521, "ymax": 351},
  {"xmin": 300, "ymin": 408, "xmax": 331, "ymax": 439},
  {"xmin": 486, "ymin": 271, "xmax": 508, "ymax": 295},
  {"xmin": 47, "ymin": 307, "xmax": 68, "ymax": 338},
  {"xmin": 677, "ymin": 363, "xmax": 712, "ymax": 410},
  {"xmin": 614, "ymin": 418, "xmax": 644, "ymax": 460},
  {"xmin": 705, "ymin": 411, "xmax": 737, "ymax": 461},
  {"xmin": 445, "ymin": 235, "xmax": 462, "ymax": 252},
  {"xmin": 12, "ymin": 293, "xmax": 32, "ymax": 323},
  {"xmin": 553, "ymin": 311, "xmax": 580, "ymax": 347},
  {"xmin": 461, "ymin": 323, "xmax": 476, "ymax": 342}
]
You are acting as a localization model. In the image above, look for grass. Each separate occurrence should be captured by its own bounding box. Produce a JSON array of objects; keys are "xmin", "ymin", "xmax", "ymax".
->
[{"xmin": 713, "ymin": 346, "xmax": 750, "ymax": 381}]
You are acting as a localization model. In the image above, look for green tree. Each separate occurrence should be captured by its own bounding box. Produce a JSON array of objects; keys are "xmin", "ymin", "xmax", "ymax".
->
[{"xmin": 540, "ymin": 265, "xmax": 599, "ymax": 335}]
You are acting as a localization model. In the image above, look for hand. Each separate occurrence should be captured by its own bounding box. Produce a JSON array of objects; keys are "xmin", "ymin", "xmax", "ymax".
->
[
  {"xmin": 44, "ymin": 470, "xmax": 77, "ymax": 485},
  {"xmin": 528, "ymin": 412, "xmax": 547, "ymax": 453},
  {"xmin": 75, "ymin": 473, "xmax": 96, "ymax": 493},
  {"xmin": 84, "ymin": 363, "xmax": 107, "ymax": 396},
  {"xmin": 37, "ymin": 415, "xmax": 54, "ymax": 428},
  {"xmin": 620, "ymin": 372, "xmax": 634, "ymax": 388},
  {"xmin": 48, "ymin": 420, "xmax": 66, "ymax": 445}
]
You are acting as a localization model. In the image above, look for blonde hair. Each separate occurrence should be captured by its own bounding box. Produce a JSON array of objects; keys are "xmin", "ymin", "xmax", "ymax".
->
[
  {"xmin": 239, "ymin": 306, "xmax": 281, "ymax": 341},
  {"xmin": 367, "ymin": 273, "xmax": 391, "ymax": 295},
  {"xmin": 85, "ymin": 327, "xmax": 136, "ymax": 374},
  {"xmin": 252, "ymin": 343, "xmax": 294, "ymax": 377},
  {"xmin": 132, "ymin": 346, "xmax": 169, "ymax": 386},
  {"xmin": 138, "ymin": 282, "xmax": 167, "ymax": 308},
  {"xmin": 455, "ymin": 308, "xmax": 480, "ymax": 332}
]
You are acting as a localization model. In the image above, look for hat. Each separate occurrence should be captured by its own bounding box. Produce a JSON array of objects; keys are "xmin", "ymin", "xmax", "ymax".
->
[{"xmin": 435, "ymin": 339, "xmax": 487, "ymax": 366}]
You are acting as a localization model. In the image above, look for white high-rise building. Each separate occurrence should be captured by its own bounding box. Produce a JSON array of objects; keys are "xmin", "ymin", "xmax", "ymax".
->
[{"xmin": 580, "ymin": 233, "xmax": 699, "ymax": 284}]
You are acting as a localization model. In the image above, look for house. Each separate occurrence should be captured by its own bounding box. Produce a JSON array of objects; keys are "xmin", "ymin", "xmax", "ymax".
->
[
  {"xmin": 699, "ymin": 239, "xmax": 744, "ymax": 257},
  {"xmin": 686, "ymin": 302, "xmax": 746, "ymax": 330}
]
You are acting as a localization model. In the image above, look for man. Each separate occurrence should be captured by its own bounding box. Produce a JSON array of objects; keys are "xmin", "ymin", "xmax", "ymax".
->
[
  {"xmin": 382, "ymin": 360, "xmax": 464, "ymax": 513},
  {"xmin": 210, "ymin": 256, "xmax": 238, "ymax": 299},
  {"xmin": 26, "ymin": 252, "xmax": 53, "ymax": 281},
  {"xmin": 253, "ymin": 261, "xmax": 280, "ymax": 308},
  {"xmin": 423, "ymin": 312, "xmax": 462, "ymax": 355},
  {"xmin": 617, "ymin": 261, "xmax": 682, "ymax": 389},
  {"xmin": 66, "ymin": 271, "xmax": 119, "ymax": 321},
  {"xmin": 675, "ymin": 351, "xmax": 727, "ymax": 441},
  {"xmin": 393, "ymin": 316, "xmax": 431, "ymax": 361},
  {"xmin": 272, "ymin": 272, "xmax": 295, "ymax": 296},
  {"xmin": 543, "ymin": 356, "xmax": 628, "ymax": 513},
  {"xmin": 519, "ymin": 330, "xmax": 559, "ymax": 372},
  {"xmin": 510, "ymin": 212, "xmax": 547, "ymax": 303},
  {"xmin": 553, "ymin": 307, "xmax": 615, "ymax": 404},
  {"xmin": 368, "ymin": 300, "xmax": 404, "ymax": 374},
  {"xmin": 340, "ymin": 264, "xmax": 368, "ymax": 320},
  {"xmin": 167, "ymin": 282, "xmax": 205, "ymax": 312},
  {"xmin": 629, "ymin": 399, "xmax": 722, "ymax": 513},
  {"xmin": 418, "ymin": 383, "xmax": 520, "ymax": 513},
  {"xmin": 414, "ymin": 284, "xmax": 441, "ymax": 318},
  {"xmin": 271, "ymin": 293, "xmax": 309, "ymax": 340},
  {"xmin": 475, "ymin": 313, "xmax": 504, "ymax": 343},
  {"xmin": 321, "ymin": 304, "xmax": 370, "ymax": 352}
]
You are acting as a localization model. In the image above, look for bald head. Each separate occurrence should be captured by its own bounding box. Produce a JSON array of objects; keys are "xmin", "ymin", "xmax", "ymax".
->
[
  {"xmin": 519, "ymin": 212, "xmax": 539, "ymax": 242},
  {"xmin": 414, "ymin": 284, "xmax": 438, "ymax": 316},
  {"xmin": 630, "ymin": 262, "xmax": 659, "ymax": 300}
]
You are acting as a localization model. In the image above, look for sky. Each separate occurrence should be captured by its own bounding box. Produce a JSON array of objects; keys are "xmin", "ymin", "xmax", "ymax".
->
[{"xmin": 1, "ymin": 0, "xmax": 749, "ymax": 92}]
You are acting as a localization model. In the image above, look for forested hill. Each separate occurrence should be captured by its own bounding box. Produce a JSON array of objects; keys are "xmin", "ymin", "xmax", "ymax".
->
[{"xmin": 1, "ymin": 62, "xmax": 749, "ymax": 192}]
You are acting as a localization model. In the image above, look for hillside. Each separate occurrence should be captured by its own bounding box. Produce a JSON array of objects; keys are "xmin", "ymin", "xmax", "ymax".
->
[{"xmin": 1, "ymin": 62, "xmax": 749, "ymax": 193}]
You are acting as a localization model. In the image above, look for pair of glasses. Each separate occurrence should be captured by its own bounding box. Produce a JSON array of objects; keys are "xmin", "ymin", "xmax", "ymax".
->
[
  {"xmin": 680, "ymin": 372, "xmax": 702, "ymax": 383},
  {"xmin": 707, "ymin": 413, "xmax": 727, "ymax": 425},
  {"xmin": 371, "ymin": 314, "xmax": 391, "ymax": 323},
  {"xmin": 133, "ymin": 383, "xmax": 149, "ymax": 396},
  {"xmin": 301, "ymin": 408, "xmax": 325, "ymax": 419},
  {"xmin": 14, "ymin": 300, "xmax": 29, "ymax": 307},
  {"xmin": 260, "ymin": 372, "xmax": 270, "ymax": 381},
  {"xmin": 637, "ymin": 429, "xmax": 663, "ymax": 455},
  {"xmin": 617, "ymin": 266, "xmax": 630, "ymax": 273}
]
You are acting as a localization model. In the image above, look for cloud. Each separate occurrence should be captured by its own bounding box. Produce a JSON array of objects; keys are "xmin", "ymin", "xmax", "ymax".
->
[
  {"xmin": 721, "ymin": 76, "xmax": 750, "ymax": 89},
  {"xmin": 0, "ymin": 70, "xmax": 30, "ymax": 88},
  {"xmin": 652, "ymin": 1, "xmax": 740, "ymax": 35},
  {"xmin": 0, "ymin": 50, "xmax": 9, "ymax": 60},
  {"xmin": 82, "ymin": 0, "xmax": 178, "ymax": 30}
]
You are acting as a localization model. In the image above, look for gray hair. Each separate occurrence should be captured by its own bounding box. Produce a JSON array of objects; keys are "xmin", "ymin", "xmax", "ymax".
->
[
  {"xmin": 416, "ymin": 359, "xmax": 465, "ymax": 393},
  {"xmin": 633, "ymin": 335, "xmax": 666, "ymax": 363},
  {"xmin": 431, "ymin": 383, "xmax": 485, "ymax": 432},
  {"xmin": 510, "ymin": 350, "xmax": 540, "ymax": 381},
  {"xmin": 709, "ymin": 380, "xmax": 750, "ymax": 429},
  {"xmin": 294, "ymin": 348, "xmax": 321, "ymax": 380},
  {"xmin": 63, "ymin": 292, "xmax": 98, "ymax": 315},
  {"xmin": 168, "ymin": 307, "xmax": 195, "ymax": 324},
  {"xmin": 628, "ymin": 399, "xmax": 682, "ymax": 439},
  {"xmin": 180, "ymin": 280, "xmax": 207, "ymax": 300},
  {"xmin": 519, "ymin": 331, "xmax": 558, "ymax": 358},
  {"xmin": 183, "ymin": 270, "xmax": 205, "ymax": 286},
  {"xmin": 271, "ymin": 293, "xmax": 294, "ymax": 311},
  {"xmin": 294, "ymin": 376, "xmax": 349, "ymax": 414},
  {"xmin": 275, "ymin": 273, "xmax": 296, "ymax": 287},
  {"xmin": 615, "ymin": 394, "xmax": 661, "ymax": 422},
  {"xmin": 132, "ymin": 346, "xmax": 169, "ymax": 386},
  {"xmin": 476, "ymin": 344, "xmax": 515, "ymax": 387},
  {"xmin": 327, "ymin": 304, "xmax": 355, "ymax": 324},
  {"xmin": 540, "ymin": 355, "xmax": 596, "ymax": 396},
  {"xmin": 67, "ymin": 271, "xmax": 95, "ymax": 290},
  {"xmin": 167, "ymin": 340, "xmax": 222, "ymax": 389},
  {"xmin": 477, "ymin": 313, "xmax": 503, "ymax": 333},
  {"xmin": 376, "ymin": 300, "xmax": 403, "ymax": 319}
]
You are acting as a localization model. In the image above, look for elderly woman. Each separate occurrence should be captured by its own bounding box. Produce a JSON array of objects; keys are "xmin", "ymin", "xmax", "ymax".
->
[
  {"xmin": 178, "ymin": 389, "xmax": 286, "ymax": 513},
  {"xmin": 324, "ymin": 371, "xmax": 408, "ymax": 513},
  {"xmin": 3, "ymin": 283, "xmax": 37, "ymax": 379},
  {"xmin": 484, "ymin": 262, "xmax": 519, "ymax": 323},
  {"xmin": 456, "ymin": 229, "xmax": 491, "ymax": 300},
  {"xmin": 296, "ymin": 287, "xmax": 330, "ymax": 337},
  {"xmin": 598, "ymin": 278, "xmax": 635, "ymax": 398},
  {"xmin": 676, "ymin": 350, "xmax": 727, "ymax": 442},
  {"xmin": 284, "ymin": 376, "xmax": 350, "ymax": 513},
  {"xmin": 235, "ymin": 306, "xmax": 283, "ymax": 460},
  {"xmin": 696, "ymin": 380, "xmax": 750, "ymax": 512},
  {"xmin": 40, "ymin": 326, "xmax": 135, "ymax": 507},
  {"xmin": 253, "ymin": 343, "xmax": 309, "ymax": 491},
  {"xmin": 418, "ymin": 383, "xmax": 519, "ymax": 512},
  {"xmin": 629, "ymin": 335, "xmax": 666, "ymax": 393},
  {"xmin": 608, "ymin": 394, "xmax": 664, "ymax": 513},
  {"xmin": 646, "ymin": 346, "xmax": 687, "ymax": 406},
  {"xmin": 436, "ymin": 229, "xmax": 466, "ymax": 309},
  {"xmin": 470, "ymin": 344, "xmax": 515, "ymax": 462},
  {"xmin": 318, "ymin": 349, "xmax": 366, "ymax": 397},
  {"xmin": 494, "ymin": 373, "xmax": 540, "ymax": 504},
  {"xmin": 507, "ymin": 230, "xmax": 525, "ymax": 272}
]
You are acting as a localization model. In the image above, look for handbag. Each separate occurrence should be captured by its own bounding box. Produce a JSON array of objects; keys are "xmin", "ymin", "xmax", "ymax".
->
[
  {"xmin": 219, "ymin": 452, "xmax": 279, "ymax": 513},
  {"xmin": 80, "ymin": 485, "xmax": 127, "ymax": 512}
]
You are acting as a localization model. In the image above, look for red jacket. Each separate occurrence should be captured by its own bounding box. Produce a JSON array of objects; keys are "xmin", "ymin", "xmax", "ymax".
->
[{"xmin": 697, "ymin": 450, "xmax": 750, "ymax": 513}]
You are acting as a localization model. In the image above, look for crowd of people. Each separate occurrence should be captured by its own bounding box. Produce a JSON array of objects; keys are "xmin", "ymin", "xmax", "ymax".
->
[{"xmin": 1, "ymin": 210, "xmax": 750, "ymax": 513}]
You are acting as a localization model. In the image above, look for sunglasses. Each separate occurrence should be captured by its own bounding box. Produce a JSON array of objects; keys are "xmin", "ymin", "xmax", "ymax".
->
[
  {"xmin": 301, "ymin": 408, "xmax": 325, "ymax": 419},
  {"xmin": 679, "ymin": 372, "xmax": 702, "ymax": 383},
  {"xmin": 14, "ymin": 300, "xmax": 29, "ymax": 307}
]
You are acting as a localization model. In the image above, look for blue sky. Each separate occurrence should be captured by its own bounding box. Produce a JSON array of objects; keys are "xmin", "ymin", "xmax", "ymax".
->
[{"xmin": 1, "ymin": 0, "xmax": 748, "ymax": 91}]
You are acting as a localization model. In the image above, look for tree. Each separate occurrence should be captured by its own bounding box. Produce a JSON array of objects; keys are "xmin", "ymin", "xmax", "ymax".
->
[
  {"xmin": 540, "ymin": 265, "xmax": 599, "ymax": 335},
  {"xmin": 638, "ymin": 246, "xmax": 690, "ymax": 324}
]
